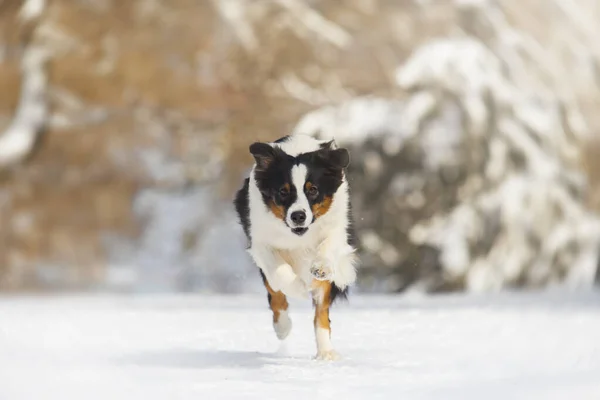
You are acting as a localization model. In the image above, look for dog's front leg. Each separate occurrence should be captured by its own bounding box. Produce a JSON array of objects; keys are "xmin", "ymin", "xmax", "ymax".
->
[
  {"xmin": 248, "ymin": 245, "xmax": 309, "ymax": 299},
  {"xmin": 311, "ymin": 230, "xmax": 357, "ymax": 290},
  {"xmin": 311, "ymin": 280, "xmax": 339, "ymax": 360}
]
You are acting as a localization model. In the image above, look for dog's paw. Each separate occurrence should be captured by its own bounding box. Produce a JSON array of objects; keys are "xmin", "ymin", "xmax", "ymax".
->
[
  {"xmin": 273, "ymin": 311, "xmax": 292, "ymax": 340},
  {"xmin": 310, "ymin": 262, "xmax": 333, "ymax": 281},
  {"xmin": 314, "ymin": 350, "xmax": 341, "ymax": 361}
]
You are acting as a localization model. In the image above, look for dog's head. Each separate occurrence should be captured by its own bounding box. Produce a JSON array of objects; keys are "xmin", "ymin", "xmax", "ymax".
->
[{"xmin": 250, "ymin": 139, "xmax": 349, "ymax": 236}]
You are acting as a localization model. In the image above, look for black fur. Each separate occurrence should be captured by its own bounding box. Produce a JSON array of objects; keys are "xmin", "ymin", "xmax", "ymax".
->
[
  {"xmin": 346, "ymin": 195, "xmax": 358, "ymax": 249},
  {"xmin": 274, "ymin": 135, "xmax": 291, "ymax": 143},
  {"xmin": 259, "ymin": 269, "xmax": 272, "ymax": 305},
  {"xmin": 297, "ymin": 148, "xmax": 349, "ymax": 224},
  {"xmin": 330, "ymin": 283, "xmax": 348, "ymax": 303},
  {"xmin": 250, "ymin": 145, "xmax": 298, "ymax": 225},
  {"xmin": 332, "ymin": 192, "xmax": 357, "ymax": 303},
  {"xmin": 233, "ymin": 178, "xmax": 251, "ymax": 246},
  {"xmin": 319, "ymin": 140, "xmax": 334, "ymax": 149}
]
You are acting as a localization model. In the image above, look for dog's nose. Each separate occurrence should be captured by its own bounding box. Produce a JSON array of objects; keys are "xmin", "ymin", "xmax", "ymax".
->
[{"xmin": 290, "ymin": 211, "xmax": 306, "ymax": 225}]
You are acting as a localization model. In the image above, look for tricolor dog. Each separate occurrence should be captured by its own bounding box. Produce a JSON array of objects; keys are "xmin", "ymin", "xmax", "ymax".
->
[{"xmin": 234, "ymin": 134, "xmax": 358, "ymax": 360}]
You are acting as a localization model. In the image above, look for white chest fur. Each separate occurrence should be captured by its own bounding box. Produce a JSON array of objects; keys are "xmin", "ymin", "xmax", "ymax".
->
[{"xmin": 247, "ymin": 174, "xmax": 356, "ymax": 296}]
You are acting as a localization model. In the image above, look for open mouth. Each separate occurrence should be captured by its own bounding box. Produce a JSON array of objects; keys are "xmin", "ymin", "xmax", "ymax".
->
[{"xmin": 291, "ymin": 227, "xmax": 308, "ymax": 236}]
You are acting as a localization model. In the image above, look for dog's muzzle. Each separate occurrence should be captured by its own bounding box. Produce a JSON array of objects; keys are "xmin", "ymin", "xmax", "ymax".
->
[
  {"xmin": 291, "ymin": 227, "xmax": 308, "ymax": 236},
  {"xmin": 290, "ymin": 210, "xmax": 308, "ymax": 235}
]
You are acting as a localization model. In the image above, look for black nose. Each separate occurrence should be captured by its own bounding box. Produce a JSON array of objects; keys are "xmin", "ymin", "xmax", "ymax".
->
[{"xmin": 290, "ymin": 211, "xmax": 306, "ymax": 225}]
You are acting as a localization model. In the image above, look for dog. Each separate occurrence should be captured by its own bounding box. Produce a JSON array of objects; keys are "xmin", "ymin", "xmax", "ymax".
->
[{"xmin": 234, "ymin": 134, "xmax": 358, "ymax": 360}]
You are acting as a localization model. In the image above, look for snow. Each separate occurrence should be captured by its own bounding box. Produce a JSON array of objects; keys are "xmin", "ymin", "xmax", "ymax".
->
[{"xmin": 1, "ymin": 292, "xmax": 600, "ymax": 399}]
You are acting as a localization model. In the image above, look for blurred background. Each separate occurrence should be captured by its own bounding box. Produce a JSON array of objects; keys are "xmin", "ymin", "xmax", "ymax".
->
[{"xmin": 1, "ymin": 0, "xmax": 600, "ymax": 296}]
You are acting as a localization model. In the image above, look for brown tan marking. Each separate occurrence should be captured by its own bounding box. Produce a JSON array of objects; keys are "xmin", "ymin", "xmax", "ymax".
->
[
  {"xmin": 306, "ymin": 182, "xmax": 333, "ymax": 219},
  {"xmin": 311, "ymin": 195, "xmax": 333, "ymax": 219},
  {"xmin": 263, "ymin": 277, "xmax": 289, "ymax": 323},
  {"xmin": 268, "ymin": 183, "xmax": 289, "ymax": 221},
  {"xmin": 311, "ymin": 279, "xmax": 332, "ymax": 332},
  {"xmin": 268, "ymin": 201, "xmax": 285, "ymax": 221}
]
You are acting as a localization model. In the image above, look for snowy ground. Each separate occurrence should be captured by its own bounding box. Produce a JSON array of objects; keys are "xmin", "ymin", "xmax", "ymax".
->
[{"xmin": 1, "ymin": 292, "xmax": 600, "ymax": 400}]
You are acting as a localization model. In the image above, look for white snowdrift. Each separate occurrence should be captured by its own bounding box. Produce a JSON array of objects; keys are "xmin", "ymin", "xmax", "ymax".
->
[{"xmin": 1, "ymin": 293, "xmax": 599, "ymax": 400}]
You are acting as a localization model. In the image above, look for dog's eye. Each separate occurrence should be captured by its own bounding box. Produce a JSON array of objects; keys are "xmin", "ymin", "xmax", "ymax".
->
[
  {"xmin": 279, "ymin": 187, "xmax": 289, "ymax": 198},
  {"xmin": 307, "ymin": 186, "xmax": 319, "ymax": 198}
]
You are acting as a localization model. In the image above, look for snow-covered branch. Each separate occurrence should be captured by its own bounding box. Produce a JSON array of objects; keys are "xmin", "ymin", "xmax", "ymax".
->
[{"xmin": 0, "ymin": 0, "xmax": 48, "ymax": 169}]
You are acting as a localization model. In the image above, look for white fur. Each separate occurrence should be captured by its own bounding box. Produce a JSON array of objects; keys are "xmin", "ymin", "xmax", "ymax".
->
[
  {"xmin": 247, "ymin": 135, "xmax": 357, "ymax": 299},
  {"xmin": 274, "ymin": 311, "xmax": 292, "ymax": 340},
  {"xmin": 274, "ymin": 134, "xmax": 328, "ymax": 156},
  {"xmin": 287, "ymin": 164, "xmax": 312, "ymax": 228},
  {"xmin": 314, "ymin": 328, "xmax": 339, "ymax": 361},
  {"xmin": 315, "ymin": 327, "xmax": 334, "ymax": 352}
]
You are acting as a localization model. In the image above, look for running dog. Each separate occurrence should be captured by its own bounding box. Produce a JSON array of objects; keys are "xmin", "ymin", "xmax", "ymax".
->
[{"xmin": 234, "ymin": 134, "xmax": 358, "ymax": 360}]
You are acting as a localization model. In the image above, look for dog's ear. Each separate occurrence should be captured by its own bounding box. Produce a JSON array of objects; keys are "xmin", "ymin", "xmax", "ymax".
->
[
  {"xmin": 319, "ymin": 139, "xmax": 336, "ymax": 150},
  {"xmin": 249, "ymin": 142, "xmax": 277, "ymax": 170},
  {"xmin": 317, "ymin": 147, "xmax": 350, "ymax": 169}
]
